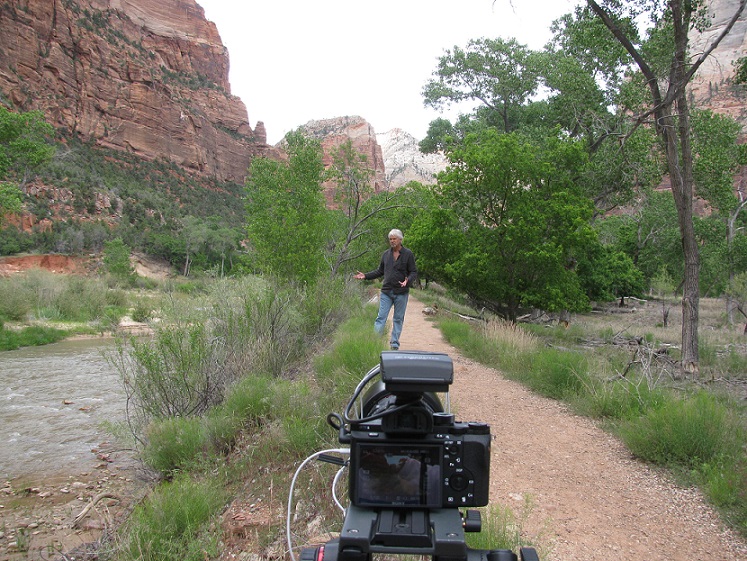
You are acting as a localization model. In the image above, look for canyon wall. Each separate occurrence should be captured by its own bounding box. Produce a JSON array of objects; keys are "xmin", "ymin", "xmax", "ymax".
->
[{"xmin": 0, "ymin": 0, "xmax": 278, "ymax": 182}]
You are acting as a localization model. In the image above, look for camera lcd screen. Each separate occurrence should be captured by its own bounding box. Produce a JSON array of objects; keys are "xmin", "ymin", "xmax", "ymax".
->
[{"xmin": 354, "ymin": 443, "xmax": 442, "ymax": 507}]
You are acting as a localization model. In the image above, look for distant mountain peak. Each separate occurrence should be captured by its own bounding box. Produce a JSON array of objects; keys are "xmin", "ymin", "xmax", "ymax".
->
[{"xmin": 377, "ymin": 129, "xmax": 448, "ymax": 189}]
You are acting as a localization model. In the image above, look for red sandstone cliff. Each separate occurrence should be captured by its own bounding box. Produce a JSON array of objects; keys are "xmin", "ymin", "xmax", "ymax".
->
[
  {"xmin": 689, "ymin": 0, "xmax": 747, "ymax": 129},
  {"xmin": 0, "ymin": 0, "xmax": 278, "ymax": 182}
]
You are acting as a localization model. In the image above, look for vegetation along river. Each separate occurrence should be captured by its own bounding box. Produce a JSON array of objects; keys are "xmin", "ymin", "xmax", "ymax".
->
[{"xmin": 0, "ymin": 338, "xmax": 127, "ymax": 481}]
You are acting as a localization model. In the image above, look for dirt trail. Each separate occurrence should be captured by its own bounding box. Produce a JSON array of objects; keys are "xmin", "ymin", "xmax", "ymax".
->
[{"xmin": 398, "ymin": 296, "xmax": 747, "ymax": 561}]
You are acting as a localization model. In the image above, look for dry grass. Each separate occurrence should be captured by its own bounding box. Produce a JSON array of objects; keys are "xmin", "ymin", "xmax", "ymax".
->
[
  {"xmin": 577, "ymin": 297, "xmax": 742, "ymax": 346},
  {"xmin": 562, "ymin": 297, "xmax": 747, "ymax": 401},
  {"xmin": 482, "ymin": 317, "xmax": 539, "ymax": 354}
]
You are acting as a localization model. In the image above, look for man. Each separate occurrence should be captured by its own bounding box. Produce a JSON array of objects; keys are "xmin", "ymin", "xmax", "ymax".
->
[{"xmin": 355, "ymin": 229, "xmax": 417, "ymax": 350}]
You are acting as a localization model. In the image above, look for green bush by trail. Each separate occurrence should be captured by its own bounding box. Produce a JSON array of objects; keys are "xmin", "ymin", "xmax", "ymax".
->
[
  {"xmin": 113, "ymin": 283, "xmax": 381, "ymax": 561},
  {"xmin": 121, "ymin": 474, "xmax": 227, "ymax": 561},
  {"xmin": 437, "ymin": 315, "xmax": 747, "ymax": 537}
]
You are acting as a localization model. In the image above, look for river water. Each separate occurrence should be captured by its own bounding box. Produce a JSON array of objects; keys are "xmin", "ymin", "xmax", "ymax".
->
[{"xmin": 0, "ymin": 338, "xmax": 128, "ymax": 481}]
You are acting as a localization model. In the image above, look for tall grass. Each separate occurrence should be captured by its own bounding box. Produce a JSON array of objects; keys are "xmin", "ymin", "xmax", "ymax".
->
[
  {"xmin": 0, "ymin": 268, "xmax": 126, "ymax": 324},
  {"xmin": 110, "ymin": 279, "xmax": 381, "ymax": 560},
  {"xmin": 467, "ymin": 500, "xmax": 548, "ymax": 559},
  {"xmin": 120, "ymin": 475, "xmax": 228, "ymax": 561},
  {"xmin": 437, "ymin": 313, "xmax": 747, "ymax": 537},
  {"xmin": 619, "ymin": 391, "xmax": 744, "ymax": 469}
]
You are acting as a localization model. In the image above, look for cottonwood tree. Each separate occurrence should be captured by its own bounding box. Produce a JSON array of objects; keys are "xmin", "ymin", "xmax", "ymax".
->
[
  {"xmin": 422, "ymin": 37, "xmax": 541, "ymax": 134},
  {"xmin": 414, "ymin": 129, "xmax": 596, "ymax": 320},
  {"xmin": 245, "ymin": 130, "xmax": 328, "ymax": 285},
  {"xmin": 583, "ymin": 0, "xmax": 747, "ymax": 377},
  {"xmin": 324, "ymin": 139, "xmax": 402, "ymax": 277},
  {"xmin": 690, "ymin": 109, "xmax": 747, "ymax": 322}
]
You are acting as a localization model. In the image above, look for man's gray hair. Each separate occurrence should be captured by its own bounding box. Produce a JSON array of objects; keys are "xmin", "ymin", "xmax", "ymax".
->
[{"xmin": 389, "ymin": 229, "xmax": 404, "ymax": 240}]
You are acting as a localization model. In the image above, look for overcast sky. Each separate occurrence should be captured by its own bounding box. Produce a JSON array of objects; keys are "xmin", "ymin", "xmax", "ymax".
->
[{"xmin": 196, "ymin": 0, "xmax": 581, "ymax": 144}]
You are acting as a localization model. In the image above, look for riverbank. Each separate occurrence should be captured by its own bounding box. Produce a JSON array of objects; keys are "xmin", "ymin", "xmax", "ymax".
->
[{"xmin": 1, "ymin": 444, "xmax": 150, "ymax": 561}]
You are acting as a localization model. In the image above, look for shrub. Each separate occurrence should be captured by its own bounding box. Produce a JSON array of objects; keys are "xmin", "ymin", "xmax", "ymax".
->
[
  {"xmin": 123, "ymin": 474, "xmax": 227, "ymax": 561},
  {"xmin": 0, "ymin": 279, "xmax": 32, "ymax": 320},
  {"xmin": 143, "ymin": 417, "xmax": 207, "ymax": 474},
  {"xmin": 131, "ymin": 300, "xmax": 152, "ymax": 323},
  {"xmin": 55, "ymin": 275, "xmax": 109, "ymax": 321},
  {"xmin": 619, "ymin": 391, "xmax": 744, "ymax": 468},
  {"xmin": 0, "ymin": 325, "xmax": 67, "ymax": 351},
  {"xmin": 120, "ymin": 323, "xmax": 222, "ymax": 421},
  {"xmin": 582, "ymin": 378, "xmax": 667, "ymax": 420}
]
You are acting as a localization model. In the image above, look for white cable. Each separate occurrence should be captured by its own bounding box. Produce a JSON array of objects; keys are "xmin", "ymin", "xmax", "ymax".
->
[
  {"xmin": 287, "ymin": 448, "xmax": 351, "ymax": 561},
  {"xmin": 331, "ymin": 465, "xmax": 348, "ymax": 513}
]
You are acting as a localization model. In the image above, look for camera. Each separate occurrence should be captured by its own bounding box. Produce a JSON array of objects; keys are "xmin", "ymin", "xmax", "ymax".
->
[
  {"xmin": 346, "ymin": 351, "xmax": 490, "ymax": 509},
  {"xmin": 294, "ymin": 351, "xmax": 540, "ymax": 561}
]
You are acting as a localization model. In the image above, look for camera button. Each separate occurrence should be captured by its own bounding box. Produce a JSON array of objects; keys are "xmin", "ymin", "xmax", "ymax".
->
[{"xmin": 449, "ymin": 473, "xmax": 469, "ymax": 491}]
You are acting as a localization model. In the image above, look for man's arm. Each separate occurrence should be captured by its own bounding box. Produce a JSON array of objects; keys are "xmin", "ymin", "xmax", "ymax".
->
[{"xmin": 355, "ymin": 252, "xmax": 387, "ymax": 281}]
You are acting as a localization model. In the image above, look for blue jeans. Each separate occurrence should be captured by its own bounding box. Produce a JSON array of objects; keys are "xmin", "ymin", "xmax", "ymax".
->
[{"xmin": 374, "ymin": 291, "xmax": 409, "ymax": 349}]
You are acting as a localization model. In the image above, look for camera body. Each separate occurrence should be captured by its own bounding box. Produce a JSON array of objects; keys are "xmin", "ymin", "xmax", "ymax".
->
[
  {"xmin": 347, "ymin": 416, "xmax": 491, "ymax": 509},
  {"xmin": 343, "ymin": 351, "xmax": 490, "ymax": 510},
  {"xmin": 297, "ymin": 351, "xmax": 540, "ymax": 561}
]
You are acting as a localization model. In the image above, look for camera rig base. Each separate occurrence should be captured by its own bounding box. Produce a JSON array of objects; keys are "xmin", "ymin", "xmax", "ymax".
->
[{"xmin": 311, "ymin": 505, "xmax": 539, "ymax": 561}]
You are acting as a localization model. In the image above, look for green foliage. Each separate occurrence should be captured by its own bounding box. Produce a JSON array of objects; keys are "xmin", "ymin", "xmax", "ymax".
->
[
  {"xmin": 0, "ymin": 106, "xmax": 55, "ymax": 180},
  {"xmin": 0, "ymin": 183, "xmax": 22, "ymax": 223},
  {"xmin": 0, "ymin": 107, "xmax": 55, "ymax": 224},
  {"xmin": 30, "ymin": 139, "xmax": 245, "ymax": 272},
  {"xmin": 0, "ymin": 269, "xmax": 119, "ymax": 323},
  {"xmin": 691, "ymin": 109, "xmax": 743, "ymax": 212},
  {"xmin": 322, "ymin": 138, "xmax": 410, "ymax": 278},
  {"xmin": 735, "ymin": 56, "xmax": 747, "ymax": 84},
  {"xmin": 595, "ymin": 190, "xmax": 683, "ymax": 288},
  {"xmin": 419, "ymin": 117, "xmax": 459, "ymax": 154},
  {"xmin": 143, "ymin": 416, "xmax": 207, "ymax": 474},
  {"xmin": 650, "ymin": 266, "xmax": 676, "ymax": 298},
  {"xmin": 103, "ymin": 237, "xmax": 135, "ymax": 281},
  {"xmin": 112, "ymin": 276, "xmax": 361, "ymax": 454},
  {"xmin": 521, "ymin": 349, "xmax": 590, "ymax": 400},
  {"xmin": 581, "ymin": 376, "xmax": 667, "ymax": 421},
  {"xmin": 131, "ymin": 299, "xmax": 152, "ymax": 323},
  {"xmin": 221, "ymin": 372, "xmax": 275, "ymax": 423},
  {"xmin": 576, "ymin": 243, "xmax": 645, "ymax": 301},
  {"xmin": 467, "ymin": 501, "xmax": 542, "ymax": 555},
  {"xmin": 414, "ymin": 130, "xmax": 595, "ymax": 317},
  {"xmin": 423, "ymin": 37, "xmax": 541, "ymax": 134},
  {"xmin": 0, "ymin": 325, "xmax": 67, "ymax": 351},
  {"xmin": 55, "ymin": 275, "xmax": 110, "ymax": 321},
  {"xmin": 440, "ymin": 316, "xmax": 591, "ymax": 401},
  {"xmin": 0, "ymin": 276, "xmax": 33, "ymax": 320},
  {"xmin": 123, "ymin": 474, "xmax": 227, "ymax": 561},
  {"xmin": 726, "ymin": 272, "xmax": 747, "ymax": 329},
  {"xmin": 313, "ymin": 310, "xmax": 384, "ymax": 398},
  {"xmin": 245, "ymin": 130, "xmax": 328, "ymax": 284},
  {"xmin": 119, "ymin": 322, "xmax": 223, "ymax": 421},
  {"xmin": 619, "ymin": 391, "xmax": 744, "ymax": 469}
]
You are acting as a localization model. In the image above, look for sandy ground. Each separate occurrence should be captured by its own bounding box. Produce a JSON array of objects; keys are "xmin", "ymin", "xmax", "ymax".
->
[{"xmin": 396, "ymin": 296, "xmax": 747, "ymax": 561}]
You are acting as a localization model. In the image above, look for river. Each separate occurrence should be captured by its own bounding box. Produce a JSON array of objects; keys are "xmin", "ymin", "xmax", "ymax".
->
[{"xmin": 0, "ymin": 337, "xmax": 129, "ymax": 481}]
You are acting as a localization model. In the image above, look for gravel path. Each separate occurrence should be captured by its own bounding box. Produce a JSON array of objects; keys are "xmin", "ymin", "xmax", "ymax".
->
[{"xmin": 398, "ymin": 296, "xmax": 747, "ymax": 561}]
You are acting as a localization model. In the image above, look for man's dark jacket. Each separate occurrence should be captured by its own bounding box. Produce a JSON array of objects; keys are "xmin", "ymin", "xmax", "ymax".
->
[{"xmin": 363, "ymin": 246, "xmax": 418, "ymax": 295}]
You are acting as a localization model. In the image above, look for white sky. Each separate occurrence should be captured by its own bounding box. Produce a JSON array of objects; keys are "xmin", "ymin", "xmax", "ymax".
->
[{"xmin": 196, "ymin": 0, "xmax": 581, "ymax": 144}]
